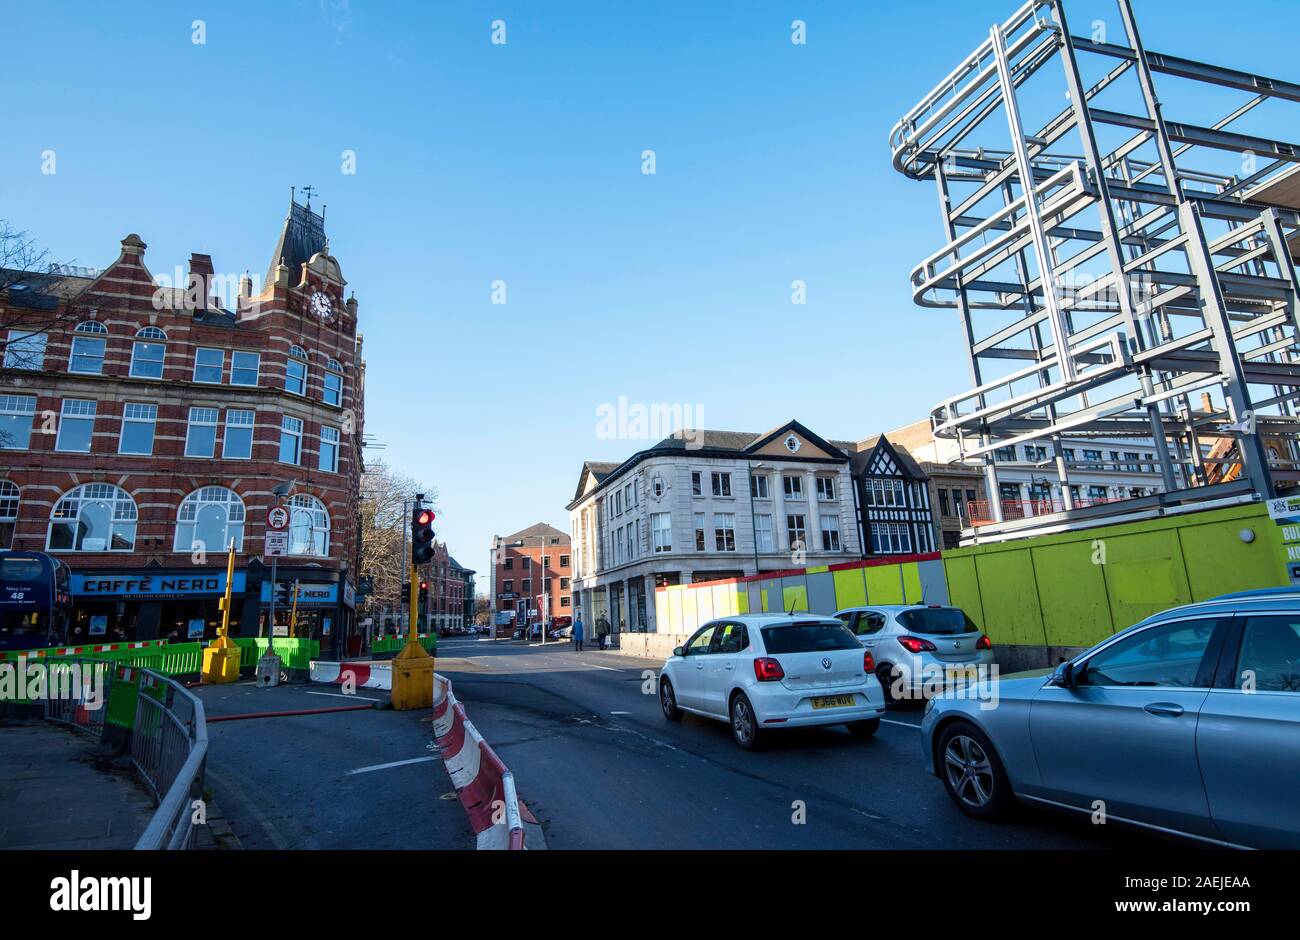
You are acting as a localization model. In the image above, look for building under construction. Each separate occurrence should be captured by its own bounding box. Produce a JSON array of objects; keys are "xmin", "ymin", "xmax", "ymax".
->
[{"xmin": 891, "ymin": 0, "xmax": 1300, "ymax": 541}]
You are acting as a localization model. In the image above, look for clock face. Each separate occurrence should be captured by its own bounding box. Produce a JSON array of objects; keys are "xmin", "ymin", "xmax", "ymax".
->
[{"xmin": 310, "ymin": 291, "xmax": 333, "ymax": 320}]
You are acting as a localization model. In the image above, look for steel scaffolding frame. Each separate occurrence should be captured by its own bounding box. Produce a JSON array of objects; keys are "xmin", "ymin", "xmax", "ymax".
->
[{"xmin": 890, "ymin": 0, "xmax": 1300, "ymax": 532}]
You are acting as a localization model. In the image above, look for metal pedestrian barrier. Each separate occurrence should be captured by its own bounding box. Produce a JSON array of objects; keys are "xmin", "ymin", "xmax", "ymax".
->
[{"xmin": 41, "ymin": 658, "xmax": 208, "ymax": 850}]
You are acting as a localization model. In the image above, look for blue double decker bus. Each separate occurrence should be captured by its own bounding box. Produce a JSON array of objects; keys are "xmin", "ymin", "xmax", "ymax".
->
[{"xmin": 0, "ymin": 551, "xmax": 72, "ymax": 652}]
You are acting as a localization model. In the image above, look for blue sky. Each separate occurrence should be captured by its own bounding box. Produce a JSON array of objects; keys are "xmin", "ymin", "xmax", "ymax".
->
[{"xmin": 4, "ymin": 0, "xmax": 1298, "ymax": 569}]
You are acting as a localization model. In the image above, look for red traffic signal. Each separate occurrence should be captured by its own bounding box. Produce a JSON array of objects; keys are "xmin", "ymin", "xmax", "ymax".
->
[{"xmin": 412, "ymin": 505, "xmax": 437, "ymax": 563}]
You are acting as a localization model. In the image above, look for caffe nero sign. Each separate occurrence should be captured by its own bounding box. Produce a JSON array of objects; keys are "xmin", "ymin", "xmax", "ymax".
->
[{"xmin": 71, "ymin": 571, "xmax": 247, "ymax": 600}]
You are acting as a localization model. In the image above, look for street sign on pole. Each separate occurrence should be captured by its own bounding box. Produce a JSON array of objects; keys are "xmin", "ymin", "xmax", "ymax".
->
[
  {"xmin": 266, "ymin": 505, "xmax": 290, "ymax": 530},
  {"xmin": 264, "ymin": 530, "xmax": 289, "ymax": 556}
]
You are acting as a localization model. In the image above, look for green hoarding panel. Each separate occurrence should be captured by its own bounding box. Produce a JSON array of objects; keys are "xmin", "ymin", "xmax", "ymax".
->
[
  {"xmin": 1101, "ymin": 529, "xmax": 1193, "ymax": 633},
  {"xmin": 865, "ymin": 565, "xmax": 903, "ymax": 605},
  {"xmin": 1179, "ymin": 515, "xmax": 1282, "ymax": 600},
  {"xmin": 943, "ymin": 555, "xmax": 984, "ymax": 630},
  {"xmin": 901, "ymin": 564, "xmax": 923, "ymax": 604},
  {"xmin": 1029, "ymin": 541, "xmax": 1116, "ymax": 647},
  {"xmin": 833, "ymin": 567, "xmax": 867, "ymax": 609},
  {"xmin": 973, "ymin": 552, "xmax": 1047, "ymax": 647}
]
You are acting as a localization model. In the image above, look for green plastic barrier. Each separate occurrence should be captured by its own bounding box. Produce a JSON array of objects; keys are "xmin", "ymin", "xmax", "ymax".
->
[
  {"xmin": 370, "ymin": 634, "xmax": 436, "ymax": 655},
  {"xmin": 231, "ymin": 638, "xmax": 321, "ymax": 671},
  {"xmin": 0, "ymin": 639, "xmax": 167, "ymax": 663}
]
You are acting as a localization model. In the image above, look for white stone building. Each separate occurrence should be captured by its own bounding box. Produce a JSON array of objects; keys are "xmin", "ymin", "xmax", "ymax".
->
[{"xmin": 567, "ymin": 421, "xmax": 861, "ymax": 636}]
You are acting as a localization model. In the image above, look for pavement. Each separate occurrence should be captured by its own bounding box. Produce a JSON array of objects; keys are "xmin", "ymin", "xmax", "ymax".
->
[
  {"xmin": 193, "ymin": 680, "xmax": 474, "ymax": 850},
  {"xmin": 434, "ymin": 636, "xmax": 1166, "ymax": 850},
  {"xmin": 0, "ymin": 720, "xmax": 155, "ymax": 850}
]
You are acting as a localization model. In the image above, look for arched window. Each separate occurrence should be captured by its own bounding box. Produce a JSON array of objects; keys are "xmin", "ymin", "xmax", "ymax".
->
[
  {"xmin": 174, "ymin": 486, "xmax": 246, "ymax": 553},
  {"xmin": 48, "ymin": 483, "xmax": 137, "ymax": 552},
  {"xmin": 0, "ymin": 480, "xmax": 18, "ymax": 549},
  {"xmin": 70, "ymin": 321, "xmax": 108, "ymax": 375},
  {"xmin": 323, "ymin": 358, "xmax": 344, "ymax": 407},
  {"xmin": 287, "ymin": 493, "xmax": 329, "ymax": 557},
  {"xmin": 130, "ymin": 326, "xmax": 167, "ymax": 379},
  {"xmin": 285, "ymin": 345, "xmax": 308, "ymax": 396}
]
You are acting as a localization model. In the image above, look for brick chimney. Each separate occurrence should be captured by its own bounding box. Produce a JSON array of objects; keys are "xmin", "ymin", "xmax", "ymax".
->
[{"xmin": 187, "ymin": 253, "xmax": 216, "ymax": 313}]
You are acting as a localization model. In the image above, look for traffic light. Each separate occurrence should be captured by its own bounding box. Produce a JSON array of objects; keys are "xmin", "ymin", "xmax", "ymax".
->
[{"xmin": 411, "ymin": 507, "xmax": 436, "ymax": 563}]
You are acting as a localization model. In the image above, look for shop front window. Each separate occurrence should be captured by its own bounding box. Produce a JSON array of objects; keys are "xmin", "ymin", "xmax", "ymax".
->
[
  {"xmin": 175, "ymin": 486, "xmax": 246, "ymax": 553},
  {"xmin": 288, "ymin": 494, "xmax": 330, "ymax": 557},
  {"xmin": 48, "ymin": 483, "xmax": 137, "ymax": 552}
]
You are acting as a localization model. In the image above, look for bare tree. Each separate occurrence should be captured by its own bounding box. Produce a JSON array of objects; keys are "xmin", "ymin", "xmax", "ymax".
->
[
  {"xmin": 358, "ymin": 459, "xmax": 439, "ymax": 615},
  {"xmin": 1, "ymin": 221, "xmax": 104, "ymax": 451}
]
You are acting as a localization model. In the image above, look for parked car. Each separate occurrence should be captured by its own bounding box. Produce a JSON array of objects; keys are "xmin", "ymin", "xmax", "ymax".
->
[
  {"xmin": 549, "ymin": 625, "xmax": 573, "ymax": 641},
  {"xmin": 921, "ymin": 589, "xmax": 1300, "ymax": 848},
  {"xmin": 658, "ymin": 614, "xmax": 886, "ymax": 750},
  {"xmin": 834, "ymin": 604, "xmax": 993, "ymax": 705}
]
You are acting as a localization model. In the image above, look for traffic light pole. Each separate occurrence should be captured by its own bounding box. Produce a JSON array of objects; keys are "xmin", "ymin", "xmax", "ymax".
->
[{"xmin": 391, "ymin": 495, "xmax": 435, "ymax": 710}]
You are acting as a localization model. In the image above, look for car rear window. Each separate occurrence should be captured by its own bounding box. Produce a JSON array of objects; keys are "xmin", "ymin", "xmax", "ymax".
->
[
  {"xmin": 761, "ymin": 621, "xmax": 859, "ymax": 654},
  {"xmin": 897, "ymin": 607, "xmax": 977, "ymax": 635}
]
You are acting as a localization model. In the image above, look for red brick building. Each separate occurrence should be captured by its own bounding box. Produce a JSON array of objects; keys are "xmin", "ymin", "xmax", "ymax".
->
[
  {"xmin": 489, "ymin": 523, "xmax": 571, "ymax": 632},
  {"xmin": 0, "ymin": 197, "xmax": 365, "ymax": 652}
]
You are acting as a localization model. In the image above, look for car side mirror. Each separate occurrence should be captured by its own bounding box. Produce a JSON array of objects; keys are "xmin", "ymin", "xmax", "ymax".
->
[
  {"xmin": 673, "ymin": 646, "xmax": 684, "ymax": 658},
  {"xmin": 1051, "ymin": 661, "xmax": 1076, "ymax": 689}
]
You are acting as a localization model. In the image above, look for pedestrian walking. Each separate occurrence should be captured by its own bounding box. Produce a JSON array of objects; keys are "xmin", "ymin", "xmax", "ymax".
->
[
  {"xmin": 596, "ymin": 616, "xmax": 610, "ymax": 650},
  {"xmin": 574, "ymin": 614, "xmax": 585, "ymax": 652}
]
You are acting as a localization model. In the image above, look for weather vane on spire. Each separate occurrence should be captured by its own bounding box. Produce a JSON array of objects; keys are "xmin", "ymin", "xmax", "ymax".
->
[{"xmin": 301, "ymin": 184, "xmax": 317, "ymax": 208}]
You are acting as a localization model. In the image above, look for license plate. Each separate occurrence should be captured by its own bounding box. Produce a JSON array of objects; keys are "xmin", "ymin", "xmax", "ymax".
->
[{"xmin": 812, "ymin": 694, "xmax": 856, "ymax": 710}]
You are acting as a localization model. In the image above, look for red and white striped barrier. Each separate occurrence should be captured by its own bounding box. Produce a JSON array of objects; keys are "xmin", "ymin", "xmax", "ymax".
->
[
  {"xmin": 309, "ymin": 660, "xmax": 392, "ymax": 691},
  {"xmin": 433, "ymin": 674, "xmax": 534, "ymax": 850}
]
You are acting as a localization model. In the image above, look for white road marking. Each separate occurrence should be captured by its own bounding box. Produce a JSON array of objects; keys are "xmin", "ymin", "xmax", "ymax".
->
[
  {"xmin": 881, "ymin": 718, "xmax": 921, "ymax": 729},
  {"xmin": 346, "ymin": 756, "xmax": 437, "ymax": 776},
  {"xmin": 610, "ymin": 710, "xmax": 631, "ymax": 715},
  {"xmin": 305, "ymin": 690, "xmax": 384, "ymax": 703}
]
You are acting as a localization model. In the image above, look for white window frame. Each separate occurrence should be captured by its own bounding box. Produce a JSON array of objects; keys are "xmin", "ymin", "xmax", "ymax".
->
[
  {"xmin": 174, "ymin": 486, "xmax": 246, "ymax": 553},
  {"xmin": 318, "ymin": 425, "xmax": 340, "ymax": 473},
  {"xmin": 118, "ymin": 402, "xmax": 158, "ymax": 455},
  {"xmin": 783, "ymin": 475, "xmax": 803, "ymax": 499},
  {"xmin": 223, "ymin": 409, "xmax": 255, "ymax": 460},
  {"xmin": 816, "ymin": 477, "xmax": 836, "ymax": 501},
  {"xmin": 820, "ymin": 514, "xmax": 841, "ymax": 551},
  {"xmin": 193, "ymin": 347, "xmax": 223, "ymax": 384},
  {"xmin": 4, "ymin": 329, "xmax": 47, "ymax": 370},
  {"xmin": 755, "ymin": 513, "xmax": 775, "ymax": 552},
  {"xmin": 285, "ymin": 346, "xmax": 308, "ymax": 396},
  {"xmin": 751, "ymin": 474, "xmax": 769, "ymax": 499},
  {"xmin": 279, "ymin": 415, "xmax": 303, "ymax": 465},
  {"xmin": 231, "ymin": 350, "xmax": 261, "ymax": 387},
  {"xmin": 69, "ymin": 322, "xmax": 108, "ymax": 375},
  {"xmin": 184, "ymin": 406, "xmax": 219, "ymax": 458},
  {"xmin": 55, "ymin": 399, "xmax": 97, "ymax": 453},
  {"xmin": 651, "ymin": 512, "xmax": 672, "ymax": 553},
  {"xmin": 0, "ymin": 394, "xmax": 38, "ymax": 450},
  {"xmin": 129, "ymin": 327, "xmax": 167, "ymax": 379},
  {"xmin": 713, "ymin": 512, "xmax": 736, "ymax": 552}
]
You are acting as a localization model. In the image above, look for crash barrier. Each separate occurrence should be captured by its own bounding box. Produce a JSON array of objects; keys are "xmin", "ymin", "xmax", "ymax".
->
[
  {"xmin": 370, "ymin": 634, "xmax": 437, "ymax": 656},
  {"xmin": 41, "ymin": 658, "xmax": 208, "ymax": 849},
  {"xmin": 309, "ymin": 660, "xmax": 392, "ymax": 690},
  {"xmin": 432, "ymin": 673, "xmax": 529, "ymax": 850},
  {"xmin": 653, "ymin": 502, "xmax": 1288, "ymax": 653}
]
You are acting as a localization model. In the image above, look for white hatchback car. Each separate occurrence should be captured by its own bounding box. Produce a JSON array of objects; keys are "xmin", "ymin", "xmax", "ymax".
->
[{"xmin": 658, "ymin": 614, "xmax": 887, "ymax": 750}]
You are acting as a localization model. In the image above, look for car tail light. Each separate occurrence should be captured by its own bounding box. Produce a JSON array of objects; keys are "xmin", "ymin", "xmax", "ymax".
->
[
  {"xmin": 898, "ymin": 635, "xmax": 938, "ymax": 653},
  {"xmin": 976, "ymin": 634, "xmax": 992, "ymax": 650},
  {"xmin": 863, "ymin": 650, "xmax": 875, "ymax": 673},
  {"xmin": 753, "ymin": 657, "xmax": 784, "ymax": 681}
]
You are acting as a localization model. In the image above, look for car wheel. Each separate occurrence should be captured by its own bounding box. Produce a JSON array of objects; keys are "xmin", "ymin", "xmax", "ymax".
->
[
  {"xmin": 937, "ymin": 721, "xmax": 1015, "ymax": 820},
  {"xmin": 659, "ymin": 677, "xmax": 682, "ymax": 722},
  {"xmin": 846, "ymin": 718, "xmax": 880, "ymax": 737},
  {"xmin": 730, "ymin": 693, "xmax": 764, "ymax": 751},
  {"xmin": 877, "ymin": 663, "xmax": 902, "ymax": 706}
]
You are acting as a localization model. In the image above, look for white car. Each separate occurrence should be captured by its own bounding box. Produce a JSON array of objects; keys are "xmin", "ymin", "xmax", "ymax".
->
[{"xmin": 658, "ymin": 614, "xmax": 887, "ymax": 750}]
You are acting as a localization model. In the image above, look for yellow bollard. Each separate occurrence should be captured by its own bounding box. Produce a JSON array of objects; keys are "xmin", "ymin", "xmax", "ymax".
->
[
  {"xmin": 201, "ymin": 543, "xmax": 243, "ymax": 684},
  {"xmin": 390, "ymin": 560, "xmax": 434, "ymax": 710}
]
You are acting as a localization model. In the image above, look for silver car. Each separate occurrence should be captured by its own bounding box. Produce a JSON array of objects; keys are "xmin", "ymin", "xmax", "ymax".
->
[
  {"xmin": 833, "ymin": 604, "xmax": 994, "ymax": 705},
  {"xmin": 921, "ymin": 589, "xmax": 1300, "ymax": 848}
]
